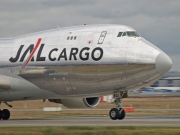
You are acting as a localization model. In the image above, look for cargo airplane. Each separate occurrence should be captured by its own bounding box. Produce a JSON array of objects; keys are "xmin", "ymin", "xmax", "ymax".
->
[{"xmin": 0, "ymin": 24, "xmax": 172, "ymax": 120}]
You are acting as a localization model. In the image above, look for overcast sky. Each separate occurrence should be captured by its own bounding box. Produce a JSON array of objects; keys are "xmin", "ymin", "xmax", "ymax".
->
[{"xmin": 0, "ymin": 0, "xmax": 179, "ymax": 71}]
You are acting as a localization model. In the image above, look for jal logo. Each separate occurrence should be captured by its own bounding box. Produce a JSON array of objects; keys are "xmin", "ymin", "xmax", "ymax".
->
[{"xmin": 9, "ymin": 38, "xmax": 104, "ymax": 64}]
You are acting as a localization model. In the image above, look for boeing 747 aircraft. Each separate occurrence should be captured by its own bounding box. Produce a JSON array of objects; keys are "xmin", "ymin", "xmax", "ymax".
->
[{"xmin": 0, "ymin": 24, "xmax": 172, "ymax": 120}]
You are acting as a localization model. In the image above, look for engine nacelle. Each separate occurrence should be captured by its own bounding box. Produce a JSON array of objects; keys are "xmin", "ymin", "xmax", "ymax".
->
[{"xmin": 48, "ymin": 97, "xmax": 100, "ymax": 108}]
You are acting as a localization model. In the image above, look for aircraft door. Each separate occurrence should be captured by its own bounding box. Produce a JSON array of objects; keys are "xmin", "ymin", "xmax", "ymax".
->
[{"xmin": 98, "ymin": 31, "xmax": 107, "ymax": 44}]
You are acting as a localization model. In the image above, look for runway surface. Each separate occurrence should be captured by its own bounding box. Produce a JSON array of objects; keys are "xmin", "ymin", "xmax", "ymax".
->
[{"xmin": 0, "ymin": 115, "xmax": 180, "ymax": 127}]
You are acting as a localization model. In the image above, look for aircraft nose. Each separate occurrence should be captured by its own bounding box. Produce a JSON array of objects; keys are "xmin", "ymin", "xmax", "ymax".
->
[{"xmin": 155, "ymin": 53, "xmax": 172, "ymax": 75}]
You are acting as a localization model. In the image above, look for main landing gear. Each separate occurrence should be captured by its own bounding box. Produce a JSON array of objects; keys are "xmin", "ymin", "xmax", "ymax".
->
[
  {"xmin": 0, "ymin": 109, "xmax": 10, "ymax": 120},
  {"xmin": 109, "ymin": 92, "xmax": 126, "ymax": 120},
  {"xmin": 0, "ymin": 102, "xmax": 12, "ymax": 120}
]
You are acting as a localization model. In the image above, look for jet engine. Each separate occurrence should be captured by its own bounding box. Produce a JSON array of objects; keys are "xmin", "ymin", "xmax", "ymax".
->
[{"xmin": 48, "ymin": 97, "xmax": 100, "ymax": 108}]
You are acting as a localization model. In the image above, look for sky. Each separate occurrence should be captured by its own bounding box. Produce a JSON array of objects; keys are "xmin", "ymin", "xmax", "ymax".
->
[{"xmin": 0, "ymin": 0, "xmax": 179, "ymax": 71}]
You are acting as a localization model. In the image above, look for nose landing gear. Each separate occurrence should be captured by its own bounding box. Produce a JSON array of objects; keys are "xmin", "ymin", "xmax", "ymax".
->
[{"xmin": 109, "ymin": 92, "xmax": 126, "ymax": 120}]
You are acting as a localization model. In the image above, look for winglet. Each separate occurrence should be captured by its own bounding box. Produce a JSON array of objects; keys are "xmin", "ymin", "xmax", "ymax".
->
[{"xmin": 21, "ymin": 38, "xmax": 42, "ymax": 69}]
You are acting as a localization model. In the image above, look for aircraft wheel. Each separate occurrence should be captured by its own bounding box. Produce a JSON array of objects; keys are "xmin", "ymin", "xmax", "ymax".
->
[
  {"xmin": 1, "ymin": 109, "xmax": 10, "ymax": 120},
  {"xmin": 109, "ymin": 108, "xmax": 119, "ymax": 120},
  {"xmin": 118, "ymin": 108, "xmax": 126, "ymax": 120}
]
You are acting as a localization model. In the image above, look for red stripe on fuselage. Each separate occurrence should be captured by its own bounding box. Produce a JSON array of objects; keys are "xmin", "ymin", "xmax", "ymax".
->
[{"xmin": 23, "ymin": 38, "xmax": 42, "ymax": 69}]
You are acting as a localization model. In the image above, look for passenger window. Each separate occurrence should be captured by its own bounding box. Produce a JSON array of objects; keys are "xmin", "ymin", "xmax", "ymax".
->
[
  {"xmin": 122, "ymin": 32, "xmax": 127, "ymax": 36},
  {"xmin": 71, "ymin": 36, "xmax": 73, "ymax": 40},
  {"xmin": 67, "ymin": 37, "xmax": 69, "ymax": 40},
  {"xmin": 74, "ymin": 36, "xmax": 77, "ymax": 40},
  {"xmin": 117, "ymin": 32, "xmax": 123, "ymax": 37}
]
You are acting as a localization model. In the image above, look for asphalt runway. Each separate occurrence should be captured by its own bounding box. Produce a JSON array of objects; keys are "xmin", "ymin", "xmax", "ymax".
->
[{"xmin": 0, "ymin": 115, "xmax": 180, "ymax": 127}]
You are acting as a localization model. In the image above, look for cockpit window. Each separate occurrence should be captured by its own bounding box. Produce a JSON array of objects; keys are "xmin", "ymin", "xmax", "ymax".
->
[
  {"xmin": 117, "ymin": 31, "xmax": 140, "ymax": 37},
  {"xmin": 126, "ymin": 31, "xmax": 140, "ymax": 37},
  {"xmin": 122, "ymin": 32, "xmax": 127, "ymax": 36},
  {"xmin": 117, "ymin": 32, "xmax": 123, "ymax": 37}
]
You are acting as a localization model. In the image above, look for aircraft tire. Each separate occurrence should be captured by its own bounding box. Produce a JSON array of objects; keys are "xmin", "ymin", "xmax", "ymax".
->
[
  {"xmin": 109, "ymin": 108, "xmax": 119, "ymax": 120},
  {"xmin": 1, "ymin": 109, "xmax": 10, "ymax": 120},
  {"xmin": 118, "ymin": 108, "xmax": 126, "ymax": 120}
]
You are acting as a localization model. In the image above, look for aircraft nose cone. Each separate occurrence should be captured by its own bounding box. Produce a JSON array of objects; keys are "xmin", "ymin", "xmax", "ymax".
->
[{"xmin": 155, "ymin": 53, "xmax": 172, "ymax": 74}]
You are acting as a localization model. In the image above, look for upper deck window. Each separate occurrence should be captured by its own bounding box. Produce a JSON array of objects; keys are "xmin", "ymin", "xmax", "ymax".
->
[
  {"xmin": 117, "ymin": 32, "xmax": 123, "ymax": 37},
  {"xmin": 126, "ymin": 31, "xmax": 140, "ymax": 37}
]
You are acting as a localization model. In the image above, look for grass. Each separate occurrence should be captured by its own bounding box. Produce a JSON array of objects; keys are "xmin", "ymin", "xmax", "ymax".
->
[
  {"xmin": 0, "ymin": 126, "xmax": 180, "ymax": 135},
  {"xmin": 0, "ymin": 97, "xmax": 179, "ymax": 135}
]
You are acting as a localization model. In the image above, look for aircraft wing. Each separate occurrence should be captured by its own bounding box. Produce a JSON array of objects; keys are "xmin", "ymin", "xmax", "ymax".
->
[{"xmin": 0, "ymin": 68, "xmax": 56, "ymax": 101}]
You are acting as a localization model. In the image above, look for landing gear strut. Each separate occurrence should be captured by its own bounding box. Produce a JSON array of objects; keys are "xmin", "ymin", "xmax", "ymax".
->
[
  {"xmin": 0, "ymin": 102, "xmax": 12, "ymax": 120},
  {"xmin": 109, "ymin": 92, "xmax": 126, "ymax": 120}
]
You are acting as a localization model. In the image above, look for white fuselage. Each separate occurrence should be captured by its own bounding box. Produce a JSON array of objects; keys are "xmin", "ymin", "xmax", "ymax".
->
[{"xmin": 0, "ymin": 24, "xmax": 172, "ymax": 101}]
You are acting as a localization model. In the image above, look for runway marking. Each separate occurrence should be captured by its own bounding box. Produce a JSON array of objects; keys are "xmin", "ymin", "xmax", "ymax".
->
[{"xmin": 0, "ymin": 115, "xmax": 180, "ymax": 127}]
